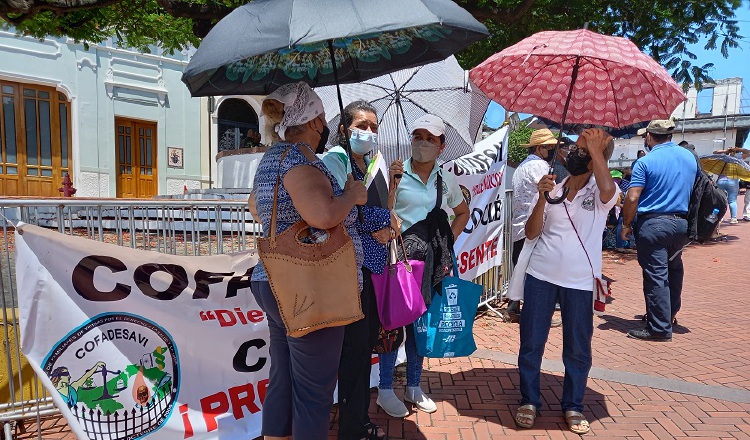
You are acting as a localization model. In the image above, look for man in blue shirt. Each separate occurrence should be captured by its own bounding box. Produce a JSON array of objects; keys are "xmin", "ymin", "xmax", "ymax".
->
[{"xmin": 621, "ymin": 119, "xmax": 697, "ymax": 342}]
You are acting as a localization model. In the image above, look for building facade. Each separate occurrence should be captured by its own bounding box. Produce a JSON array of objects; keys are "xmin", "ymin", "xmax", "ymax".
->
[
  {"xmin": 610, "ymin": 77, "xmax": 750, "ymax": 168},
  {"xmin": 0, "ymin": 29, "xmax": 209, "ymax": 197}
]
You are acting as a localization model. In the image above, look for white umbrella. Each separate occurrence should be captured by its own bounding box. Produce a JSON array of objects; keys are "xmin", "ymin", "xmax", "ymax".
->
[{"xmin": 316, "ymin": 56, "xmax": 490, "ymax": 164}]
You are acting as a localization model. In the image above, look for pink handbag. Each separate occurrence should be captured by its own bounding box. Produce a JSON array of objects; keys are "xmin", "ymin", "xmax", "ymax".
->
[{"xmin": 371, "ymin": 236, "xmax": 427, "ymax": 331}]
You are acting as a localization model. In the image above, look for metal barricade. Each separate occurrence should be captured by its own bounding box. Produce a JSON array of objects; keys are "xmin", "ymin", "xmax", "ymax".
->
[
  {"xmin": 0, "ymin": 198, "xmax": 257, "ymax": 439},
  {"xmin": 0, "ymin": 194, "xmax": 515, "ymax": 438}
]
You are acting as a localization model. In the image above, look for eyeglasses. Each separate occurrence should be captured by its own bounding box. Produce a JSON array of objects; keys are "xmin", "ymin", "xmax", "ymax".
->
[{"xmin": 569, "ymin": 145, "xmax": 590, "ymax": 158}]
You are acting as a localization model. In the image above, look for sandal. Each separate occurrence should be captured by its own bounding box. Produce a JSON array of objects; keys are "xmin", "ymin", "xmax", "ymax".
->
[
  {"xmin": 564, "ymin": 410, "xmax": 591, "ymax": 434},
  {"xmin": 362, "ymin": 422, "xmax": 388, "ymax": 440},
  {"xmin": 514, "ymin": 404, "xmax": 537, "ymax": 429}
]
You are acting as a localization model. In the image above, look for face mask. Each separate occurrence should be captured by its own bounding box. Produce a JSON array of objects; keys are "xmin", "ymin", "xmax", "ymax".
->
[
  {"xmin": 538, "ymin": 147, "xmax": 553, "ymax": 161},
  {"xmin": 565, "ymin": 149, "xmax": 591, "ymax": 176},
  {"xmin": 315, "ymin": 126, "xmax": 330, "ymax": 154},
  {"xmin": 411, "ymin": 139, "xmax": 440, "ymax": 163},
  {"xmin": 349, "ymin": 128, "xmax": 377, "ymax": 155}
]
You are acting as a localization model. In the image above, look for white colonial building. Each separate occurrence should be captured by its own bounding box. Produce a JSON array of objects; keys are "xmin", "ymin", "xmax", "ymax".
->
[{"xmin": 0, "ymin": 28, "xmax": 273, "ymax": 198}]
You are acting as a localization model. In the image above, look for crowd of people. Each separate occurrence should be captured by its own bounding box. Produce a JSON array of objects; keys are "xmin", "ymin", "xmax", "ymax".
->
[
  {"xmin": 246, "ymin": 81, "xmax": 749, "ymax": 439},
  {"xmin": 248, "ymin": 82, "xmax": 468, "ymax": 440}
]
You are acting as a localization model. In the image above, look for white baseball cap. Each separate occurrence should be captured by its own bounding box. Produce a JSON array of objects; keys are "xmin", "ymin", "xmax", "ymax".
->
[{"xmin": 411, "ymin": 114, "xmax": 446, "ymax": 137}]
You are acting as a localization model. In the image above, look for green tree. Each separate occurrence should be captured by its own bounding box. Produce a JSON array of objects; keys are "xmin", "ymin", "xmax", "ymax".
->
[
  {"xmin": 507, "ymin": 121, "xmax": 534, "ymax": 165},
  {"xmin": 0, "ymin": 0, "xmax": 744, "ymax": 88}
]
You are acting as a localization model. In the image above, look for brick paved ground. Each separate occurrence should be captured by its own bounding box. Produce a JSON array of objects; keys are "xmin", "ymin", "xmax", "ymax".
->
[{"xmin": 9, "ymin": 212, "xmax": 750, "ymax": 439}]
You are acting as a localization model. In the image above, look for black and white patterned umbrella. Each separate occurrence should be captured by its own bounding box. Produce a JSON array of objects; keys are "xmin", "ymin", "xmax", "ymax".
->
[{"xmin": 316, "ymin": 56, "xmax": 490, "ymax": 165}]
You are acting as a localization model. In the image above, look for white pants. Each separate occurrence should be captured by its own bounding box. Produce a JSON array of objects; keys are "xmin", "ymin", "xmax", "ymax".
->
[{"xmin": 744, "ymin": 189, "xmax": 750, "ymax": 219}]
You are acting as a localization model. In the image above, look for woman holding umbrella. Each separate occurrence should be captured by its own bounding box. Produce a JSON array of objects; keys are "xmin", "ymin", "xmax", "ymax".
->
[
  {"xmin": 249, "ymin": 82, "xmax": 368, "ymax": 440},
  {"xmin": 712, "ymin": 147, "xmax": 749, "ymax": 224},
  {"xmin": 515, "ymin": 129, "xmax": 618, "ymax": 435},
  {"xmin": 322, "ymin": 100, "xmax": 393, "ymax": 440}
]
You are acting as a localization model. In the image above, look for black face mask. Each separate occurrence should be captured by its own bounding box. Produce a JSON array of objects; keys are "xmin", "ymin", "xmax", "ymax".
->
[
  {"xmin": 316, "ymin": 126, "xmax": 330, "ymax": 154},
  {"xmin": 565, "ymin": 151, "xmax": 591, "ymax": 176},
  {"xmin": 537, "ymin": 147, "xmax": 553, "ymax": 162}
]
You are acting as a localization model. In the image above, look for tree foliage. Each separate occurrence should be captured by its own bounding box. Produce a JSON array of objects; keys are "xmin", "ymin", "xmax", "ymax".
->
[
  {"xmin": 507, "ymin": 121, "xmax": 534, "ymax": 165},
  {"xmin": 0, "ymin": 0, "xmax": 745, "ymax": 89}
]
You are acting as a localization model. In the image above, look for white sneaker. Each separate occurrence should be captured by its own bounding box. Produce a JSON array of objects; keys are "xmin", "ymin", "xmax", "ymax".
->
[
  {"xmin": 405, "ymin": 386, "xmax": 437, "ymax": 413},
  {"xmin": 377, "ymin": 388, "xmax": 409, "ymax": 418},
  {"xmin": 730, "ymin": 218, "xmax": 739, "ymax": 224}
]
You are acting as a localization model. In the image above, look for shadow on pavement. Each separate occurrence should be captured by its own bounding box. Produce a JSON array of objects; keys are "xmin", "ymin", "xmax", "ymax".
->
[
  {"xmin": 694, "ymin": 234, "xmax": 740, "ymax": 245},
  {"xmin": 596, "ymin": 313, "xmax": 691, "ymax": 335}
]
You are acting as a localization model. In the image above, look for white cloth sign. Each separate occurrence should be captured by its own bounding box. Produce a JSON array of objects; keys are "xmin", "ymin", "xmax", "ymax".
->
[
  {"xmin": 442, "ymin": 127, "xmax": 508, "ymax": 280},
  {"xmin": 16, "ymin": 223, "xmax": 400, "ymax": 440},
  {"xmin": 16, "ymin": 224, "xmax": 266, "ymax": 439}
]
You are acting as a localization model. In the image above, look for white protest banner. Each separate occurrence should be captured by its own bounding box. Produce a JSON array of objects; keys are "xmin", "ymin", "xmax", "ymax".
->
[
  {"xmin": 15, "ymin": 224, "xmax": 398, "ymax": 440},
  {"xmin": 442, "ymin": 126, "xmax": 508, "ymax": 280},
  {"xmin": 16, "ymin": 223, "xmax": 266, "ymax": 440},
  {"xmin": 445, "ymin": 125, "xmax": 508, "ymax": 179}
]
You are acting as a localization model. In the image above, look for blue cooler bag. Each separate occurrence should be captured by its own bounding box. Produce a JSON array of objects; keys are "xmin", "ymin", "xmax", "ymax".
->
[{"xmin": 414, "ymin": 254, "xmax": 483, "ymax": 358}]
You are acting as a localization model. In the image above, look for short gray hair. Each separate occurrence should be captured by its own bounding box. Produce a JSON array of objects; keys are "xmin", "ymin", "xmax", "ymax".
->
[{"xmin": 604, "ymin": 138, "xmax": 615, "ymax": 160}]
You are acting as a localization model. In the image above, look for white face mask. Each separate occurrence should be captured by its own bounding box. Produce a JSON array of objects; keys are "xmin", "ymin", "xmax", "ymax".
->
[
  {"xmin": 411, "ymin": 139, "xmax": 440, "ymax": 163},
  {"xmin": 349, "ymin": 128, "xmax": 377, "ymax": 155}
]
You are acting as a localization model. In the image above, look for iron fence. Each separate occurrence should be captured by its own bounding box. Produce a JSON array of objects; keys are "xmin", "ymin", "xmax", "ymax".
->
[{"xmin": 0, "ymin": 195, "xmax": 512, "ymax": 439}]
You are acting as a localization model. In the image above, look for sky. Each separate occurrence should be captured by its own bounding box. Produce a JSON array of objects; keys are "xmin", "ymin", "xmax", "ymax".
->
[{"xmin": 482, "ymin": 3, "xmax": 750, "ymax": 148}]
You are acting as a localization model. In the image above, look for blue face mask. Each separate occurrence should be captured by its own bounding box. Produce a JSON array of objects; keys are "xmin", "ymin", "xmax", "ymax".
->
[{"xmin": 349, "ymin": 128, "xmax": 377, "ymax": 155}]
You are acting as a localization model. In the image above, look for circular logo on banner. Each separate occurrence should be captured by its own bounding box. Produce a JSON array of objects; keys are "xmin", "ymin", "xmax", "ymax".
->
[
  {"xmin": 460, "ymin": 185, "xmax": 472, "ymax": 205},
  {"xmin": 43, "ymin": 313, "xmax": 180, "ymax": 439}
]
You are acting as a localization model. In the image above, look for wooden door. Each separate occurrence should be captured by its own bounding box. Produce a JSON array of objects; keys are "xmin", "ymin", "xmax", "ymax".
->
[
  {"xmin": 0, "ymin": 82, "xmax": 71, "ymax": 196},
  {"xmin": 115, "ymin": 118, "xmax": 157, "ymax": 198}
]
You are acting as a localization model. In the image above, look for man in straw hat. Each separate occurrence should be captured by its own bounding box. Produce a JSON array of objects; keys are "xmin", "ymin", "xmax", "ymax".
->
[
  {"xmin": 621, "ymin": 119, "xmax": 697, "ymax": 342},
  {"xmin": 508, "ymin": 128, "xmax": 561, "ymax": 325}
]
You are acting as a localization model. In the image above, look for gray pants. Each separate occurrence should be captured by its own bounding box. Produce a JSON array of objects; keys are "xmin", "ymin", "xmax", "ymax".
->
[{"xmin": 251, "ymin": 280, "xmax": 345, "ymax": 439}]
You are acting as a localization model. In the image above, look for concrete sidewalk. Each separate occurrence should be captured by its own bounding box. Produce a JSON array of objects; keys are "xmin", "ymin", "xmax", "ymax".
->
[{"xmin": 12, "ymin": 219, "xmax": 750, "ymax": 439}]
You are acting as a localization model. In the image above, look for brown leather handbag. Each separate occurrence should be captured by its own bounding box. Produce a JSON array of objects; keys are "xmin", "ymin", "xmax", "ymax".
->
[{"xmin": 256, "ymin": 148, "xmax": 363, "ymax": 338}]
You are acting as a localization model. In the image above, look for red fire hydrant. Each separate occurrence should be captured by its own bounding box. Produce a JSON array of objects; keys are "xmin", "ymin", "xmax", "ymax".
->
[{"xmin": 58, "ymin": 173, "xmax": 77, "ymax": 197}]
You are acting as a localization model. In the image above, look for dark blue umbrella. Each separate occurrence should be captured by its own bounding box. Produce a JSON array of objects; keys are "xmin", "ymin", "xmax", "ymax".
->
[{"xmin": 182, "ymin": 0, "xmax": 488, "ymax": 97}]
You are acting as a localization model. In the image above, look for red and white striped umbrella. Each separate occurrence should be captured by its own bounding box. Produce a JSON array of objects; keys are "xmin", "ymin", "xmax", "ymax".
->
[{"xmin": 469, "ymin": 29, "xmax": 686, "ymax": 128}]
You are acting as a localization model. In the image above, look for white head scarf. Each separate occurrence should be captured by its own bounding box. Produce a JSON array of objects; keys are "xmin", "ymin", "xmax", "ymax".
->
[{"xmin": 265, "ymin": 82, "xmax": 325, "ymax": 140}]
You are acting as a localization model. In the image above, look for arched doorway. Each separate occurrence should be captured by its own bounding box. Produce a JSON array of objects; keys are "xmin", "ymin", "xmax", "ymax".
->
[{"xmin": 217, "ymin": 99, "xmax": 260, "ymax": 152}]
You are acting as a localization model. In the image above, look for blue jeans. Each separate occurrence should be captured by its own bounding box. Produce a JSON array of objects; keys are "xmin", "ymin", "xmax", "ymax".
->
[
  {"xmin": 250, "ymin": 281, "xmax": 345, "ymax": 439},
  {"xmin": 635, "ymin": 216, "xmax": 688, "ymax": 337},
  {"xmin": 378, "ymin": 324, "xmax": 422, "ymax": 389},
  {"xmin": 718, "ymin": 177, "xmax": 739, "ymax": 219},
  {"xmin": 518, "ymin": 274, "xmax": 593, "ymax": 413}
]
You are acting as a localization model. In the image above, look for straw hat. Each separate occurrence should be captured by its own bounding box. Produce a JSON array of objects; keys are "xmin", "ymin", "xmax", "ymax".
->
[{"xmin": 521, "ymin": 128, "xmax": 558, "ymax": 147}]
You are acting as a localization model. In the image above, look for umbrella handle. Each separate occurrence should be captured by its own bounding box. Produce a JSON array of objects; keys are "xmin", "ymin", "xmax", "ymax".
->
[
  {"xmin": 327, "ymin": 39, "xmax": 364, "ymax": 222},
  {"xmin": 545, "ymin": 187, "xmax": 569, "ymax": 204}
]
